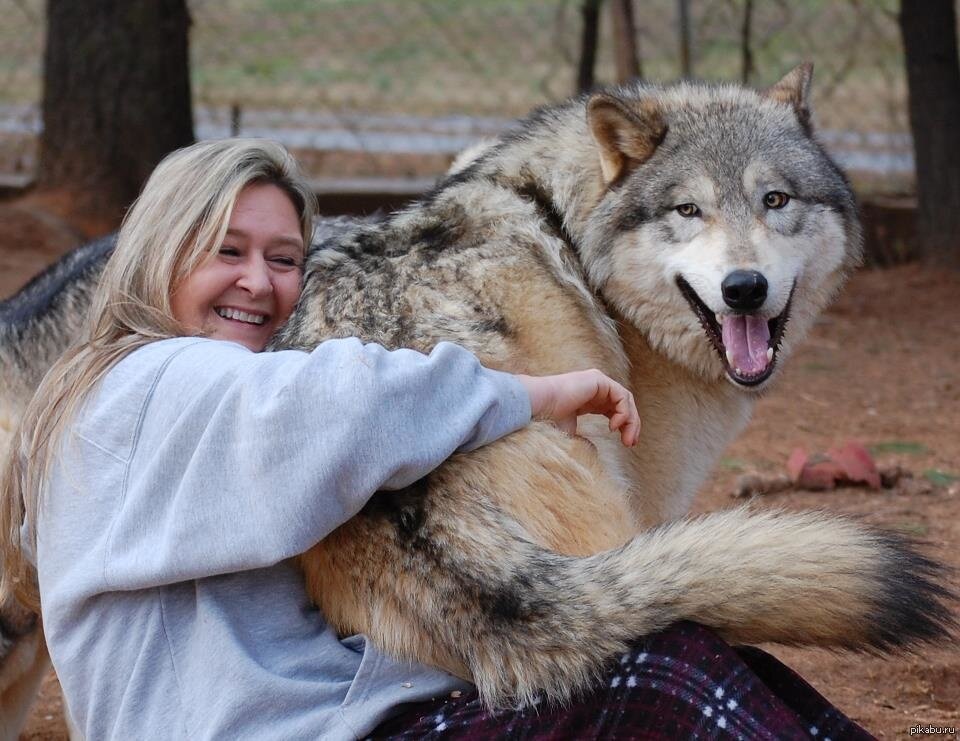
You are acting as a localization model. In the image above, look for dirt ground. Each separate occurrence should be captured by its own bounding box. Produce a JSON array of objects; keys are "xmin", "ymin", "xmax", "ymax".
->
[{"xmin": 2, "ymin": 196, "xmax": 958, "ymax": 740}]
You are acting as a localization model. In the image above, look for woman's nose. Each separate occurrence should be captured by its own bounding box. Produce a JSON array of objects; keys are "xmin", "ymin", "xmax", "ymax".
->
[{"xmin": 236, "ymin": 257, "xmax": 273, "ymax": 296}]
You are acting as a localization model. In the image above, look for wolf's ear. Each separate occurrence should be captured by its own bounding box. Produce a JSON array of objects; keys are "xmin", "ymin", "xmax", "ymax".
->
[
  {"xmin": 762, "ymin": 63, "xmax": 813, "ymax": 130},
  {"xmin": 587, "ymin": 94, "xmax": 666, "ymax": 185}
]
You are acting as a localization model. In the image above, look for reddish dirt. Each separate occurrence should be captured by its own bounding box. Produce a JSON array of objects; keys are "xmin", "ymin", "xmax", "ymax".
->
[{"xmin": 3, "ymin": 196, "xmax": 958, "ymax": 740}]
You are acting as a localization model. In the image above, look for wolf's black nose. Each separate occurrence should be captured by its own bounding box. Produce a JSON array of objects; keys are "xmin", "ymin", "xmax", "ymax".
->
[{"xmin": 721, "ymin": 270, "xmax": 768, "ymax": 311}]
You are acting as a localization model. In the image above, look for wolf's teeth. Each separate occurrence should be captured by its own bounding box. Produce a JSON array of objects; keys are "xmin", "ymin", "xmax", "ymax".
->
[
  {"xmin": 734, "ymin": 367, "xmax": 742, "ymax": 375},
  {"xmin": 725, "ymin": 349, "xmax": 734, "ymax": 365},
  {"xmin": 766, "ymin": 347, "xmax": 774, "ymax": 361},
  {"xmin": 716, "ymin": 313, "xmax": 723, "ymax": 324}
]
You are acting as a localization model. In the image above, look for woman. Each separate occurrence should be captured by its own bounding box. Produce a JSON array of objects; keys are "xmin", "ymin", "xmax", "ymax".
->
[{"xmin": 0, "ymin": 138, "xmax": 640, "ymax": 738}]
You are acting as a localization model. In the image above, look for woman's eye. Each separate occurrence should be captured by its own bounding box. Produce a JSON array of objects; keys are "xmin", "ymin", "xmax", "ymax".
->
[
  {"xmin": 675, "ymin": 203, "xmax": 701, "ymax": 218},
  {"xmin": 270, "ymin": 256, "xmax": 301, "ymax": 268},
  {"xmin": 763, "ymin": 191, "xmax": 790, "ymax": 209},
  {"xmin": 219, "ymin": 246, "xmax": 241, "ymax": 257}
]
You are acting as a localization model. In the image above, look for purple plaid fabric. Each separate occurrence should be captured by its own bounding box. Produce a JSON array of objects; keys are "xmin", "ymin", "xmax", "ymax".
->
[{"xmin": 370, "ymin": 622, "xmax": 874, "ymax": 740}]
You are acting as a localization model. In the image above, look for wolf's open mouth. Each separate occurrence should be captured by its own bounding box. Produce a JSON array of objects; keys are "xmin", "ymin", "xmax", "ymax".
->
[{"xmin": 675, "ymin": 276, "xmax": 794, "ymax": 387}]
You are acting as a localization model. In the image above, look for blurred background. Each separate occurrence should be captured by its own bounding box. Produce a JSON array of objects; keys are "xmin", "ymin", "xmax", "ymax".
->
[
  {"xmin": 0, "ymin": 1, "xmax": 915, "ymax": 169},
  {"xmin": 0, "ymin": 0, "xmax": 935, "ymax": 264}
]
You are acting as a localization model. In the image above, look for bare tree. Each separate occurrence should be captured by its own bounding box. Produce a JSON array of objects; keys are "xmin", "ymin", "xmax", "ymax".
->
[
  {"xmin": 610, "ymin": 0, "xmax": 642, "ymax": 84},
  {"xmin": 677, "ymin": 0, "xmax": 692, "ymax": 78},
  {"xmin": 899, "ymin": 0, "xmax": 960, "ymax": 268},
  {"xmin": 577, "ymin": 0, "xmax": 603, "ymax": 93},
  {"xmin": 38, "ymin": 0, "xmax": 194, "ymax": 229},
  {"xmin": 740, "ymin": 0, "xmax": 754, "ymax": 84}
]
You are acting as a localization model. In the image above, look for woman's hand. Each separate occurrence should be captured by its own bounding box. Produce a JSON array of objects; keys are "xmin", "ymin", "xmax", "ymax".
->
[{"xmin": 516, "ymin": 369, "xmax": 640, "ymax": 447}]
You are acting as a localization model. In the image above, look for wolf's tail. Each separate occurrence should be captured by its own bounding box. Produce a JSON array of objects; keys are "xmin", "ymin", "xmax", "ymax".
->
[{"xmin": 311, "ymin": 503, "xmax": 955, "ymax": 709}]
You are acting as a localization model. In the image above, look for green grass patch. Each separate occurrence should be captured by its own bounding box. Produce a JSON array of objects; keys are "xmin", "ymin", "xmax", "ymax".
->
[
  {"xmin": 868, "ymin": 441, "xmax": 930, "ymax": 456},
  {"xmin": 923, "ymin": 469, "xmax": 958, "ymax": 487}
]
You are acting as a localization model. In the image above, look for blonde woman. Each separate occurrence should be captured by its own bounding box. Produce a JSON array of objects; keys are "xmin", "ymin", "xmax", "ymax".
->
[{"xmin": 0, "ymin": 138, "xmax": 641, "ymax": 739}]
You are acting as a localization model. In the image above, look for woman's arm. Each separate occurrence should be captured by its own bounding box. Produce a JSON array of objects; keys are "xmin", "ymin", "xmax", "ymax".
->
[
  {"xmin": 96, "ymin": 338, "xmax": 531, "ymax": 588},
  {"xmin": 56, "ymin": 337, "xmax": 635, "ymax": 593}
]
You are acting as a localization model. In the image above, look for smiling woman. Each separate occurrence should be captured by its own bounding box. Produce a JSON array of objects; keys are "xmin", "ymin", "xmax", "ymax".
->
[{"xmin": 170, "ymin": 182, "xmax": 305, "ymax": 351}]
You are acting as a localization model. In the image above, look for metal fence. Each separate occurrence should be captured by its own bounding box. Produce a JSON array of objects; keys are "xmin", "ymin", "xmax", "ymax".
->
[{"xmin": 0, "ymin": 0, "xmax": 914, "ymax": 185}]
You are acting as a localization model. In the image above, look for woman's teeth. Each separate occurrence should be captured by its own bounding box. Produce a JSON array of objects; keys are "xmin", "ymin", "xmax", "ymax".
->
[{"xmin": 215, "ymin": 307, "xmax": 266, "ymax": 325}]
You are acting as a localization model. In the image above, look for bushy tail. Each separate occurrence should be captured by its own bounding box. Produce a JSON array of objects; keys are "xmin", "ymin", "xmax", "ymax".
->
[{"xmin": 310, "ymin": 504, "xmax": 955, "ymax": 709}]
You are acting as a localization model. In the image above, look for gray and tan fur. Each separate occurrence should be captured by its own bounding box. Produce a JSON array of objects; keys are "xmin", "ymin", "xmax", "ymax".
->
[{"xmin": 0, "ymin": 66, "xmax": 954, "ymax": 724}]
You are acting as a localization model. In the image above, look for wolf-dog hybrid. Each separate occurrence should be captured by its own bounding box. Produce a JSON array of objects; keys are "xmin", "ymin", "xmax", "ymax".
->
[{"xmin": 0, "ymin": 66, "xmax": 954, "ymax": 727}]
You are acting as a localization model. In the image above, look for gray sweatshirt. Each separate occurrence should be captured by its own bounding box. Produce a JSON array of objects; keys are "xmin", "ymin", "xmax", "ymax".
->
[{"xmin": 33, "ymin": 337, "xmax": 531, "ymax": 740}]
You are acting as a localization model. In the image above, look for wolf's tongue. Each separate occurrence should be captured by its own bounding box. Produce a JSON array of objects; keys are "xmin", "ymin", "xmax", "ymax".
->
[{"xmin": 721, "ymin": 314, "xmax": 771, "ymax": 375}]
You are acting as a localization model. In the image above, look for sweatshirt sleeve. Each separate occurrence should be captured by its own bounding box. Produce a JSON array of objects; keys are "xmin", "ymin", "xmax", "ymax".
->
[{"xmin": 99, "ymin": 338, "xmax": 530, "ymax": 590}]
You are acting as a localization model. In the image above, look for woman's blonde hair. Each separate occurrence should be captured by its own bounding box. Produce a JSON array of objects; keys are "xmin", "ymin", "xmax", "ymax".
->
[{"xmin": 0, "ymin": 138, "xmax": 316, "ymax": 609}]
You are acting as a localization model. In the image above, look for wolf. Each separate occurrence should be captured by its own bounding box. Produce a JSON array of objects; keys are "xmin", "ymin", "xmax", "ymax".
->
[{"xmin": 0, "ymin": 65, "xmax": 954, "ymax": 728}]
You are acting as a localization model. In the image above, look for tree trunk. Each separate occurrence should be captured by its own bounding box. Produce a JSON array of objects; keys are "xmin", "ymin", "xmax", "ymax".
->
[
  {"xmin": 610, "ymin": 0, "xmax": 642, "ymax": 84},
  {"xmin": 577, "ymin": 0, "xmax": 602, "ymax": 94},
  {"xmin": 740, "ymin": 0, "xmax": 754, "ymax": 84},
  {"xmin": 677, "ymin": 0, "xmax": 692, "ymax": 79},
  {"xmin": 38, "ymin": 0, "xmax": 194, "ymax": 229},
  {"xmin": 899, "ymin": 0, "xmax": 960, "ymax": 268}
]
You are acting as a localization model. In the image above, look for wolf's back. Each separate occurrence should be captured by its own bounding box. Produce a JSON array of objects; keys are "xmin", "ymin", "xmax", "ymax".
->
[{"xmin": 0, "ymin": 235, "xmax": 115, "ymax": 414}]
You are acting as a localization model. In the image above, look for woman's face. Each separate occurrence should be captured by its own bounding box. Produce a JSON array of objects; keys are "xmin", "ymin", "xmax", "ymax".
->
[{"xmin": 171, "ymin": 183, "xmax": 305, "ymax": 352}]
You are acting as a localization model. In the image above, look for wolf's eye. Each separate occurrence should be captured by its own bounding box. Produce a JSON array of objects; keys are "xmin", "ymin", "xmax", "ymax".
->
[
  {"xmin": 763, "ymin": 191, "xmax": 790, "ymax": 209},
  {"xmin": 675, "ymin": 203, "xmax": 701, "ymax": 218}
]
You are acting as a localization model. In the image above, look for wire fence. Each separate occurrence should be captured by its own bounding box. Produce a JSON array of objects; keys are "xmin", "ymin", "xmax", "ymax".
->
[{"xmin": 0, "ymin": 0, "xmax": 914, "ymax": 186}]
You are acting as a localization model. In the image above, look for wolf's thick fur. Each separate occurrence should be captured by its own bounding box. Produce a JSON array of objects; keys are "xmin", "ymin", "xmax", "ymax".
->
[
  {"xmin": 0, "ymin": 67, "xmax": 954, "ymax": 724},
  {"xmin": 0, "ymin": 596, "xmax": 47, "ymax": 740}
]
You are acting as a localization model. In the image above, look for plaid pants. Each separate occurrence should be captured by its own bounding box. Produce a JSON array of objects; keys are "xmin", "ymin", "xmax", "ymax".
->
[{"xmin": 370, "ymin": 622, "xmax": 874, "ymax": 740}]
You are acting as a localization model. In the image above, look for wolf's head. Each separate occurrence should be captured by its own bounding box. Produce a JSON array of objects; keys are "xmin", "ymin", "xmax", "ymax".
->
[{"xmin": 578, "ymin": 65, "xmax": 861, "ymax": 390}]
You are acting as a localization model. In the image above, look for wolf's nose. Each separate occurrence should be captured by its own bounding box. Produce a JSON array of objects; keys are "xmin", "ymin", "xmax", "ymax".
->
[{"xmin": 721, "ymin": 270, "xmax": 768, "ymax": 311}]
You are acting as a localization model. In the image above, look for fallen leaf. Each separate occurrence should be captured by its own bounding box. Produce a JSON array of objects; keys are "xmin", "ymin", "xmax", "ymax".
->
[
  {"xmin": 797, "ymin": 456, "xmax": 843, "ymax": 490},
  {"xmin": 827, "ymin": 441, "xmax": 881, "ymax": 489},
  {"xmin": 786, "ymin": 441, "xmax": 882, "ymax": 491}
]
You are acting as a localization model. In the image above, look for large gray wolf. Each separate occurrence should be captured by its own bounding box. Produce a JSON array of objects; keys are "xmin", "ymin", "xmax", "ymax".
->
[{"xmin": 0, "ymin": 66, "xmax": 954, "ymax": 731}]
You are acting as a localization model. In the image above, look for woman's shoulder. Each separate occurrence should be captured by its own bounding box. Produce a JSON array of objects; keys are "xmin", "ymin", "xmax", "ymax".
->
[
  {"xmin": 85, "ymin": 338, "xmax": 247, "ymax": 417},
  {"xmin": 109, "ymin": 337, "xmax": 266, "ymax": 388},
  {"xmin": 122, "ymin": 336, "xmax": 250, "ymax": 368},
  {"xmin": 76, "ymin": 338, "xmax": 256, "ymax": 459}
]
